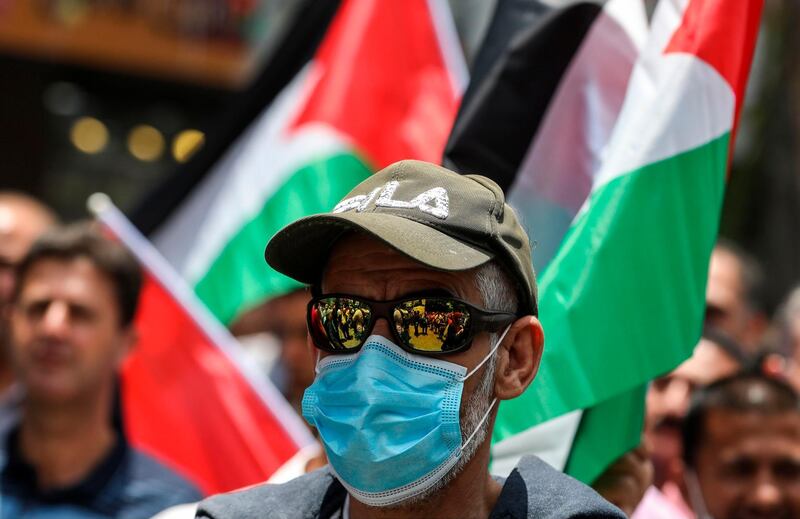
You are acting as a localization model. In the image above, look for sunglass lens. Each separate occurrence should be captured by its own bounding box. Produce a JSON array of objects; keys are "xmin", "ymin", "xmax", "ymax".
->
[
  {"xmin": 394, "ymin": 298, "xmax": 471, "ymax": 353},
  {"xmin": 311, "ymin": 297, "xmax": 372, "ymax": 351}
]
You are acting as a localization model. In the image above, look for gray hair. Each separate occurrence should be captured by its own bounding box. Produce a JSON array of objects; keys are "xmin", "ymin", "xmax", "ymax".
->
[
  {"xmin": 475, "ymin": 260, "xmax": 519, "ymax": 313},
  {"xmin": 475, "ymin": 260, "xmax": 519, "ymax": 347}
]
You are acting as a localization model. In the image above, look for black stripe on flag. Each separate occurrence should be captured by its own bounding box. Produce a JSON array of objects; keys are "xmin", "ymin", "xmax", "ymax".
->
[{"xmin": 443, "ymin": 1, "xmax": 603, "ymax": 191}]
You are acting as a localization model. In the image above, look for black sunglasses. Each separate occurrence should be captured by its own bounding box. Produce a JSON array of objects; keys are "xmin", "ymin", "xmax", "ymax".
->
[{"xmin": 307, "ymin": 293, "xmax": 516, "ymax": 355}]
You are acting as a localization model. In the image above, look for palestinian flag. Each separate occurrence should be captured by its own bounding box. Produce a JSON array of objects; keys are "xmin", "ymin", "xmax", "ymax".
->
[
  {"xmin": 446, "ymin": 0, "xmax": 762, "ymax": 484},
  {"xmin": 148, "ymin": 0, "xmax": 466, "ymax": 325},
  {"xmin": 91, "ymin": 195, "xmax": 315, "ymax": 494}
]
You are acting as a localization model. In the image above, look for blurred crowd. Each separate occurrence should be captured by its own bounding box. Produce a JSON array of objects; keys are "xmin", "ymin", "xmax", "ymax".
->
[
  {"xmin": 631, "ymin": 241, "xmax": 800, "ymax": 518},
  {"xmin": 1, "ymin": 188, "xmax": 799, "ymax": 519}
]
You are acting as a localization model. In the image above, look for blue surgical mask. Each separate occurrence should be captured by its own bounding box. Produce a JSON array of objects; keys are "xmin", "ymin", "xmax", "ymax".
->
[{"xmin": 302, "ymin": 327, "xmax": 509, "ymax": 507}]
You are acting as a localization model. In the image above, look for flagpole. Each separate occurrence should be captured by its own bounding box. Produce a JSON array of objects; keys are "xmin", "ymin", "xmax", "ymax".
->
[
  {"xmin": 426, "ymin": 0, "xmax": 469, "ymax": 95},
  {"xmin": 87, "ymin": 193, "xmax": 316, "ymax": 450}
]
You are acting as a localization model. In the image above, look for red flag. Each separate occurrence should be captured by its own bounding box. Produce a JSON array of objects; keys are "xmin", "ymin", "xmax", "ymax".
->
[
  {"xmin": 92, "ymin": 195, "xmax": 314, "ymax": 495},
  {"xmin": 291, "ymin": 0, "xmax": 467, "ymax": 167}
]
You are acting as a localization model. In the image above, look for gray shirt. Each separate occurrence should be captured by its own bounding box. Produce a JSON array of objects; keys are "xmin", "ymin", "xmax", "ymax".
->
[{"xmin": 196, "ymin": 456, "xmax": 625, "ymax": 519}]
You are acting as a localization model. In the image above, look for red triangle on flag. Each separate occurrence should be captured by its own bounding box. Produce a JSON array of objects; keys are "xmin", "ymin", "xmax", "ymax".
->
[
  {"xmin": 289, "ymin": 0, "xmax": 466, "ymax": 168},
  {"xmin": 92, "ymin": 195, "xmax": 315, "ymax": 495}
]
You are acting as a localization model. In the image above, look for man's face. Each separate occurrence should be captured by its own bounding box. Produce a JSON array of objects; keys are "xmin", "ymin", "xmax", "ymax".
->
[
  {"xmin": 320, "ymin": 234, "xmax": 494, "ymax": 403},
  {"xmin": 694, "ymin": 410, "xmax": 800, "ymax": 519},
  {"xmin": 319, "ymin": 233, "xmax": 498, "ymax": 493},
  {"xmin": 266, "ymin": 290, "xmax": 314, "ymax": 405},
  {"xmin": 645, "ymin": 339, "xmax": 740, "ymax": 487},
  {"xmin": 10, "ymin": 258, "xmax": 132, "ymax": 404},
  {"xmin": 705, "ymin": 248, "xmax": 760, "ymax": 349}
]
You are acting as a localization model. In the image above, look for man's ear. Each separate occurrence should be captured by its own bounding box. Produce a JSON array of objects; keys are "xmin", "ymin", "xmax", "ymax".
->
[{"xmin": 494, "ymin": 316, "xmax": 544, "ymax": 400}]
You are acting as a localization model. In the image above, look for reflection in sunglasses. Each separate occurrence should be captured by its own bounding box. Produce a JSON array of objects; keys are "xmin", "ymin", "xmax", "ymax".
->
[{"xmin": 312, "ymin": 297, "xmax": 471, "ymax": 353}]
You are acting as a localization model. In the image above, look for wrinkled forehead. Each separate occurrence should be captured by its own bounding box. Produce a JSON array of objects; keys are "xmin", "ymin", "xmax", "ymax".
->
[
  {"xmin": 321, "ymin": 233, "xmax": 482, "ymax": 302},
  {"xmin": 325, "ymin": 232, "xmax": 422, "ymax": 268}
]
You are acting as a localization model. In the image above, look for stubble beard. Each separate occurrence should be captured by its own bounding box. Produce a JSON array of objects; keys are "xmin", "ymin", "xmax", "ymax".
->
[{"xmin": 383, "ymin": 354, "xmax": 498, "ymax": 509}]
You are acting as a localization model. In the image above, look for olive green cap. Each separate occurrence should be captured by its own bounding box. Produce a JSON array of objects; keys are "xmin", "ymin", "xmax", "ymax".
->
[{"xmin": 265, "ymin": 160, "xmax": 537, "ymax": 315}]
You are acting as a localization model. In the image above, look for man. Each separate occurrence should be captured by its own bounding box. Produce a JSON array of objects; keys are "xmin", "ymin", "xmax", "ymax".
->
[
  {"xmin": 634, "ymin": 330, "xmax": 747, "ymax": 518},
  {"xmin": 705, "ymin": 240, "xmax": 767, "ymax": 355},
  {"xmin": 645, "ymin": 330, "xmax": 747, "ymax": 488},
  {"xmin": 0, "ymin": 192, "xmax": 57, "ymax": 419},
  {"xmin": 3, "ymin": 223, "xmax": 202, "ymax": 518},
  {"xmin": 231, "ymin": 288, "xmax": 315, "ymax": 413},
  {"xmin": 681, "ymin": 372, "xmax": 800, "ymax": 519},
  {"xmin": 197, "ymin": 160, "xmax": 623, "ymax": 518}
]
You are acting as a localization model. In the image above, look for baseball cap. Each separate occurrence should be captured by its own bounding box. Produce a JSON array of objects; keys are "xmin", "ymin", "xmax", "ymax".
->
[{"xmin": 265, "ymin": 160, "xmax": 537, "ymax": 315}]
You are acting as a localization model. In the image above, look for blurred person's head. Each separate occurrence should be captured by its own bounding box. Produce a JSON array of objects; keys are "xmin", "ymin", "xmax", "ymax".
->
[
  {"xmin": 231, "ymin": 288, "xmax": 313, "ymax": 410},
  {"xmin": 774, "ymin": 285, "xmax": 800, "ymax": 392},
  {"xmin": 0, "ymin": 192, "xmax": 57, "ymax": 306},
  {"xmin": 645, "ymin": 328, "xmax": 746, "ymax": 488},
  {"xmin": 269, "ymin": 290, "xmax": 314, "ymax": 408},
  {"xmin": 682, "ymin": 372, "xmax": 800, "ymax": 519},
  {"xmin": 705, "ymin": 240, "xmax": 767, "ymax": 353},
  {"xmin": 10, "ymin": 222, "xmax": 140, "ymax": 408},
  {"xmin": 0, "ymin": 192, "xmax": 57, "ymax": 383}
]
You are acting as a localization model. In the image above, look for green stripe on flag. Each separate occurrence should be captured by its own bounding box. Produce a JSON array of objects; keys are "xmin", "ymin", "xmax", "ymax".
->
[
  {"xmin": 195, "ymin": 153, "xmax": 371, "ymax": 324},
  {"xmin": 565, "ymin": 385, "xmax": 646, "ymax": 484},
  {"xmin": 496, "ymin": 132, "xmax": 729, "ymax": 441}
]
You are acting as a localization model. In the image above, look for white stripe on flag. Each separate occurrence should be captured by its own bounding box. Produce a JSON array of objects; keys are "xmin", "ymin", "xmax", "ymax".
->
[
  {"xmin": 591, "ymin": 54, "xmax": 735, "ymax": 194},
  {"xmin": 491, "ymin": 410, "xmax": 583, "ymax": 477}
]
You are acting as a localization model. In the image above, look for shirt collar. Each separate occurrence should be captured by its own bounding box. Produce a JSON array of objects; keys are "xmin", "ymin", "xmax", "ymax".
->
[{"xmin": 2, "ymin": 425, "xmax": 129, "ymax": 504}]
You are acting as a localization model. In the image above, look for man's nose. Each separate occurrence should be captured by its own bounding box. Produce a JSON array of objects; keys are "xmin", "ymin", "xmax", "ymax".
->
[
  {"xmin": 371, "ymin": 317, "xmax": 393, "ymax": 340},
  {"xmin": 40, "ymin": 301, "xmax": 70, "ymax": 337},
  {"xmin": 663, "ymin": 379, "xmax": 691, "ymax": 417},
  {"xmin": 749, "ymin": 474, "xmax": 783, "ymax": 515}
]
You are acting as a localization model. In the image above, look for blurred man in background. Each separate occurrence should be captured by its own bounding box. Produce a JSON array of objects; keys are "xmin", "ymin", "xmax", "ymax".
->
[
  {"xmin": 635, "ymin": 329, "xmax": 747, "ymax": 518},
  {"xmin": 0, "ymin": 192, "xmax": 57, "ymax": 430},
  {"xmin": 681, "ymin": 372, "xmax": 800, "ymax": 519},
  {"xmin": 229, "ymin": 288, "xmax": 327, "ymax": 482},
  {"xmin": 705, "ymin": 240, "xmax": 768, "ymax": 355},
  {"xmin": 2, "ymin": 223, "xmax": 201, "ymax": 518},
  {"xmin": 230, "ymin": 288, "xmax": 314, "ymax": 413}
]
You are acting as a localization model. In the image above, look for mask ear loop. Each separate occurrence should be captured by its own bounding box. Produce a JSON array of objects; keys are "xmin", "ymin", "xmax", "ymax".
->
[
  {"xmin": 313, "ymin": 350, "xmax": 322, "ymax": 375},
  {"xmin": 459, "ymin": 398, "xmax": 498, "ymax": 455},
  {"xmin": 459, "ymin": 323, "xmax": 513, "ymax": 382}
]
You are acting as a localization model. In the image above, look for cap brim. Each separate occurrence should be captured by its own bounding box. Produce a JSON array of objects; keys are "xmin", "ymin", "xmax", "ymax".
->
[{"xmin": 265, "ymin": 212, "xmax": 493, "ymax": 285}]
